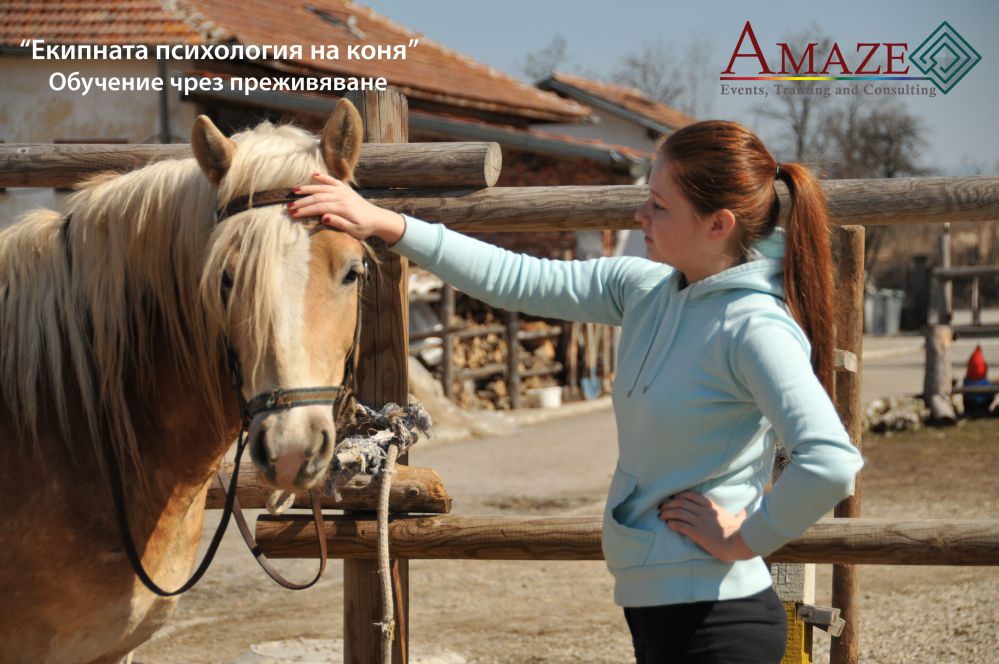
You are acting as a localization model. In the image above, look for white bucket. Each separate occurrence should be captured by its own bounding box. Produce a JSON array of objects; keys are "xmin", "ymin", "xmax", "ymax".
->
[{"xmin": 527, "ymin": 386, "xmax": 562, "ymax": 409}]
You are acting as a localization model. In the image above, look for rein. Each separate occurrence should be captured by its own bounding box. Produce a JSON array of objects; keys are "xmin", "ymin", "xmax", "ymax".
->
[{"xmin": 92, "ymin": 187, "xmax": 363, "ymax": 596}]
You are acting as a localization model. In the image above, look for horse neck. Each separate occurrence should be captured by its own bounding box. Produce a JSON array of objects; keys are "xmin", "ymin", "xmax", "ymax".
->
[{"xmin": 123, "ymin": 320, "xmax": 241, "ymax": 503}]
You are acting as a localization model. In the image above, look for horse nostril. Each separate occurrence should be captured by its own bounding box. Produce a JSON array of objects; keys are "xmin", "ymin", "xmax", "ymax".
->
[
  {"xmin": 304, "ymin": 416, "xmax": 335, "ymax": 460},
  {"xmin": 249, "ymin": 434, "xmax": 269, "ymax": 470},
  {"xmin": 318, "ymin": 429, "xmax": 333, "ymax": 458}
]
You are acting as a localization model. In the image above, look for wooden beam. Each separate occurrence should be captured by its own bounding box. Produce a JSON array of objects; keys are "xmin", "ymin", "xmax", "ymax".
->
[
  {"xmin": 7, "ymin": 148, "xmax": 997, "ymax": 229},
  {"xmin": 205, "ymin": 463, "xmax": 451, "ymax": 513},
  {"xmin": 506, "ymin": 311, "xmax": 521, "ymax": 409},
  {"xmin": 923, "ymin": 324, "xmax": 957, "ymax": 424},
  {"xmin": 344, "ymin": 88, "xmax": 411, "ymax": 664},
  {"xmin": 441, "ymin": 284, "xmax": 455, "ymax": 399},
  {"xmin": 364, "ymin": 177, "xmax": 999, "ymax": 230},
  {"xmin": 831, "ymin": 225, "xmax": 865, "ymax": 664},
  {"xmin": 0, "ymin": 141, "xmax": 501, "ymax": 189},
  {"xmin": 933, "ymin": 265, "xmax": 999, "ymax": 279},
  {"xmin": 256, "ymin": 516, "xmax": 999, "ymax": 565}
]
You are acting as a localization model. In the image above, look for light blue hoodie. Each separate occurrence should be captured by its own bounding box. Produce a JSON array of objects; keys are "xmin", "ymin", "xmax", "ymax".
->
[{"xmin": 391, "ymin": 215, "xmax": 864, "ymax": 607}]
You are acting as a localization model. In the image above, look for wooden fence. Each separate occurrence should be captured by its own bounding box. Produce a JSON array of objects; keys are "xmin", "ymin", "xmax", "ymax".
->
[{"xmin": 4, "ymin": 88, "xmax": 999, "ymax": 664}]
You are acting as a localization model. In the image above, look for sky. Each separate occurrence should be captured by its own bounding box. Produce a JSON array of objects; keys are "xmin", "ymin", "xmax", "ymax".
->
[{"xmin": 363, "ymin": 0, "xmax": 999, "ymax": 176}]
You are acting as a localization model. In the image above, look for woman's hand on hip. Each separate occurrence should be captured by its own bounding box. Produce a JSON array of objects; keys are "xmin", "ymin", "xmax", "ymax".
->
[
  {"xmin": 290, "ymin": 173, "xmax": 406, "ymax": 244},
  {"xmin": 658, "ymin": 491, "xmax": 756, "ymax": 562}
]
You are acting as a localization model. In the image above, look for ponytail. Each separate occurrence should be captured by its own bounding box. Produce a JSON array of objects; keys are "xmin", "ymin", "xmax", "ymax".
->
[
  {"xmin": 777, "ymin": 163, "xmax": 835, "ymax": 393},
  {"xmin": 660, "ymin": 121, "xmax": 835, "ymax": 391}
]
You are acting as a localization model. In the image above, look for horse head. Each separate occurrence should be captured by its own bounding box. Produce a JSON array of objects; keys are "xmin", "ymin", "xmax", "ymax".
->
[{"xmin": 192, "ymin": 100, "xmax": 367, "ymax": 490}]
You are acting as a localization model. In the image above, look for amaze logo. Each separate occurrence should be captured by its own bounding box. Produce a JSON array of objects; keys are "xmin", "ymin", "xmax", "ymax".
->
[
  {"xmin": 720, "ymin": 21, "xmax": 980, "ymax": 95},
  {"xmin": 909, "ymin": 22, "xmax": 981, "ymax": 93}
]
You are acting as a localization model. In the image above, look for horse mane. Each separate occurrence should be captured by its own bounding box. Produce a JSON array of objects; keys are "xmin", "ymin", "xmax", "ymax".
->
[{"xmin": 0, "ymin": 120, "xmax": 348, "ymax": 478}]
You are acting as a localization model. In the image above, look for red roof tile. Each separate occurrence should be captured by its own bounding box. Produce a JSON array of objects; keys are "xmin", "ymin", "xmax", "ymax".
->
[
  {"xmin": 0, "ymin": 0, "xmax": 206, "ymax": 45},
  {"xmin": 546, "ymin": 72, "xmax": 696, "ymax": 131},
  {"xmin": 184, "ymin": 0, "xmax": 589, "ymax": 122},
  {"xmin": 1, "ymin": 0, "xmax": 589, "ymax": 123}
]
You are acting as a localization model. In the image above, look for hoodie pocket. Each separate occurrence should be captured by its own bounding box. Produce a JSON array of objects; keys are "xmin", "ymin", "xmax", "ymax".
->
[
  {"xmin": 645, "ymin": 525, "xmax": 715, "ymax": 564},
  {"xmin": 602, "ymin": 464, "xmax": 653, "ymax": 570}
]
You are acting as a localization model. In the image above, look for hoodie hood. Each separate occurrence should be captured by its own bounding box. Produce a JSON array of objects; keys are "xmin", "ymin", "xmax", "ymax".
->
[
  {"xmin": 685, "ymin": 228, "xmax": 786, "ymax": 302},
  {"xmin": 629, "ymin": 228, "xmax": 787, "ymax": 396}
]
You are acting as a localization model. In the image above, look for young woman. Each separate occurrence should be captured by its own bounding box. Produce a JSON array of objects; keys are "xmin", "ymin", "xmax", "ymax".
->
[{"xmin": 290, "ymin": 120, "xmax": 864, "ymax": 663}]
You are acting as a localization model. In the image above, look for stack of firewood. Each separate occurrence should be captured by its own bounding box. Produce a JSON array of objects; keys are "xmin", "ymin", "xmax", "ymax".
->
[{"xmin": 446, "ymin": 303, "xmax": 562, "ymax": 410}]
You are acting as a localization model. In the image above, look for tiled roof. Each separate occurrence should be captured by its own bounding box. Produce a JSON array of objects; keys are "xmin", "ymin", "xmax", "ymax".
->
[
  {"xmin": 0, "ymin": 0, "xmax": 207, "ymax": 45},
  {"xmin": 1, "ymin": 0, "xmax": 588, "ymax": 123},
  {"xmin": 180, "ymin": 69, "xmax": 651, "ymax": 164},
  {"xmin": 184, "ymin": 0, "xmax": 589, "ymax": 122},
  {"xmin": 528, "ymin": 126, "xmax": 652, "ymax": 161},
  {"xmin": 543, "ymin": 72, "xmax": 696, "ymax": 131}
]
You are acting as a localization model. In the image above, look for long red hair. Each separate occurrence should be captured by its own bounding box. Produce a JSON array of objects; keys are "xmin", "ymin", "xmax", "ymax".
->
[{"xmin": 659, "ymin": 121, "xmax": 835, "ymax": 392}]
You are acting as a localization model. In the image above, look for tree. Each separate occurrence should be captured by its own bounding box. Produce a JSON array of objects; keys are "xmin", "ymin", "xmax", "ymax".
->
[
  {"xmin": 823, "ymin": 94, "xmax": 929, "ymax": 279},
  {"xmin": 752, "ymin": 26, "xmax": 836, "ymax": 163},
  {"xmin": 611, "ymin": 40, "xmax": 683, "ymax": 108},
  {"xmin": 610, "ymin": 38, "xmax": 715, "ymax": 118},
  {"xmin": 825, "ymin": 95, "xmax": 928, "ymax": 179},
  {"xmin": 521, "ymin": 35, "xmax": 568, "ymax": 82}
]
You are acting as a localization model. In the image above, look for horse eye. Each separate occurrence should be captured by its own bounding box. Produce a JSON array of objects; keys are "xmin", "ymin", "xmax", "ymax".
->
[{"xmin": 342, "ymin": 268, "xmax": 361, "ymax": 285}]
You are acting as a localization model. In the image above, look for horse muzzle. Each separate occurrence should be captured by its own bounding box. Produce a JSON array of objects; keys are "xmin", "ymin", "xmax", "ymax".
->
[{"xmin": 248, "ymin": 405, "xmax": 336, "ymax": 490}]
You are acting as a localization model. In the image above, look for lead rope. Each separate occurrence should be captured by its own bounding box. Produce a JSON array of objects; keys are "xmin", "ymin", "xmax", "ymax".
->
[
  {"xmin": 378, "ymin": 442, "xmax": 400, "ymax": 663},
  {"xmin": 328, "ymin": 398, "xmax": 432, "ymax": 663}
]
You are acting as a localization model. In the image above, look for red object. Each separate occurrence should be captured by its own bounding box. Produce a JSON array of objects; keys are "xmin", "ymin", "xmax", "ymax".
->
[{"xmin": 966, "ymin": 345, "xmax": 988, "ymax": 381}]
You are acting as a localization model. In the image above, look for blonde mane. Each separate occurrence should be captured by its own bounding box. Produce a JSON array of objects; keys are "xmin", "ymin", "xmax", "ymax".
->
[{"xmin": 0, "ymin": 120, "xmax": 342, "ymax": 476}]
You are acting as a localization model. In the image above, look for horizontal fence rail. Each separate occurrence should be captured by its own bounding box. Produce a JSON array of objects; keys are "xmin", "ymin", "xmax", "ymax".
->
[
  {"xmin": 255, "ymin": 515, "xmax": 999, "ymax": 566},
  {"xmin": 207, "ymin": 463, "xmax": 452, "ymax": 513},
  {"xmin": 366, "ymin": 177, "xmax": 999, "ymax": 231},
  {"xmin": 3, "ymin": 144, "xmax": 997, "ymax": 230},
  {"xmin": 933, "ymin": 265, "xmax": 999, "ymax": 279},
  {"xmin": 0, "ymin": 141, "xmax": 502, "ymax": 189}
]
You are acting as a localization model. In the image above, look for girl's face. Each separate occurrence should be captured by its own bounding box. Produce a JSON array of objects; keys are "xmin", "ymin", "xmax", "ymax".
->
[{"xmin": 634, "ymin": 159, "xmax": 705, "ymax": 271}]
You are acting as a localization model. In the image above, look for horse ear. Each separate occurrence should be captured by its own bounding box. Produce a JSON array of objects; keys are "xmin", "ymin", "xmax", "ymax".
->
[
  {"xmin": 191, "ymin": 115, "xmax": 236, "ymax": 186},
  {"xmin": 320, "ymin": 99, "xmax": 363, "ymax": 181}
]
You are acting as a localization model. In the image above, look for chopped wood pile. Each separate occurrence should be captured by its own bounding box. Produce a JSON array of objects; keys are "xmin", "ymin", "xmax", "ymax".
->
[
  {"xmin": 409, "ymin": 268, "xmax": 611, "ymax": 410},
  {"xmin": 448, "ymin": 298, "xmax": 563, "ymax": 410}
]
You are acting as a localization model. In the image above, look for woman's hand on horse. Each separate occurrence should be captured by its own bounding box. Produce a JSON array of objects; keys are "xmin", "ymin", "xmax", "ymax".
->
[
  {"xmin": 291, "ymin": 173, "xmax": 406, "ymax": 245},
  {"xmin": 657, "ymin": 491, "xmax": 756, "ymax": 562}
]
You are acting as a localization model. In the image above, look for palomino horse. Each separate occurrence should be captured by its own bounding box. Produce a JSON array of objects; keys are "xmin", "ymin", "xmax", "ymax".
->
[{"xmin": 0, "ymin": 100, "xmax": 368, "ymax": 663}]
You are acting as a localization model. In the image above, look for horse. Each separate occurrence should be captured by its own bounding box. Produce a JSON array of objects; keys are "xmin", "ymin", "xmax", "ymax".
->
[{"xmin": 0, "ymin": 100, "xmax": 369, "ymax": 663}]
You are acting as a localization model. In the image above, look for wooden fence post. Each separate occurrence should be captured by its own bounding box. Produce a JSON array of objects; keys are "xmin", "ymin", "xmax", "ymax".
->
[
  {"xmin": 938, "ymin": 223, "xmax": 953, "ymax": 324},
  {"xmin": 441, "ymin": 285, "xmax": 455, "ymax": 399},
  {"xmin": 830, "ymin": 225, "xmax": 865, "ymax": 664},
  {"xmin": 924, "ymin": 324, "xmax": 957, "ymax": 424},
  {"xmin": 344, "ymin": 88, "xmax": 410, "ymax": 664},
  {"xmin": 506, "ymin": 311, "xmax": 521, "ymax": 409}
]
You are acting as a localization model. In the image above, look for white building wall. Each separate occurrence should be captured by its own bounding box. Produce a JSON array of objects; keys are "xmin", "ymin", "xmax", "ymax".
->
[
  {"xmin": 532, "ymin": 108, "xmax": 656, "ymax": 154},
  {"xmin": 0, "ymin": 55, "xmax": 197, "ymax": 225}
]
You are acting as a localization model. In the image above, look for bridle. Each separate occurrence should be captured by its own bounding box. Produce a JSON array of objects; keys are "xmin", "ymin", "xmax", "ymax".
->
[{"xmin": 103, "ymin": 187, "xmax": 364, "ymax": 596}]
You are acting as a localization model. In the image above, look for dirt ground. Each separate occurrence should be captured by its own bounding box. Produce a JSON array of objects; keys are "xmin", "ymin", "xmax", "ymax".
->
[{"xmin": 134, "ymin": 413, "xmax": 999, "ymax": 664}]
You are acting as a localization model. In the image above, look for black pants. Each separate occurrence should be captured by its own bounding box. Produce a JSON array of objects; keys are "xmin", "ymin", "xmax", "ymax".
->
[{"xmin": 623, "ymin": 586, "xmax": 788, "ymax": 664}]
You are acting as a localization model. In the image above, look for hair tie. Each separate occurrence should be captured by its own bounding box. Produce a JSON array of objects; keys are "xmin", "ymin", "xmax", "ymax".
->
[{"xmin": 774, "ymin": 163, "xmax": 782, "ymax": 180}]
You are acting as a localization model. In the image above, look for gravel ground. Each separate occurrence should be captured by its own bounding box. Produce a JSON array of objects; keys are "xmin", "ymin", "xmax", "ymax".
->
[{"xmin": 133, "ymin": 414, "xmax": 999, "ymax": 663}]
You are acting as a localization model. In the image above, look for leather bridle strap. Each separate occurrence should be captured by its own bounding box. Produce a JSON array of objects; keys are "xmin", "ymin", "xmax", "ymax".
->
[
  {"xmin": 217, "ymin": 188, "xmax": 304, "ymax": 223},
  {"xmin": 104, "ymin": 423, "xmax": 250, "ymax": 597},
  {"xmin": 245, "ymin": 386, "xmax": 342, "ymax": 417},
  {"xmin": 225, "ymin": 477, "xmax": 328, "ymax": 590}
]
